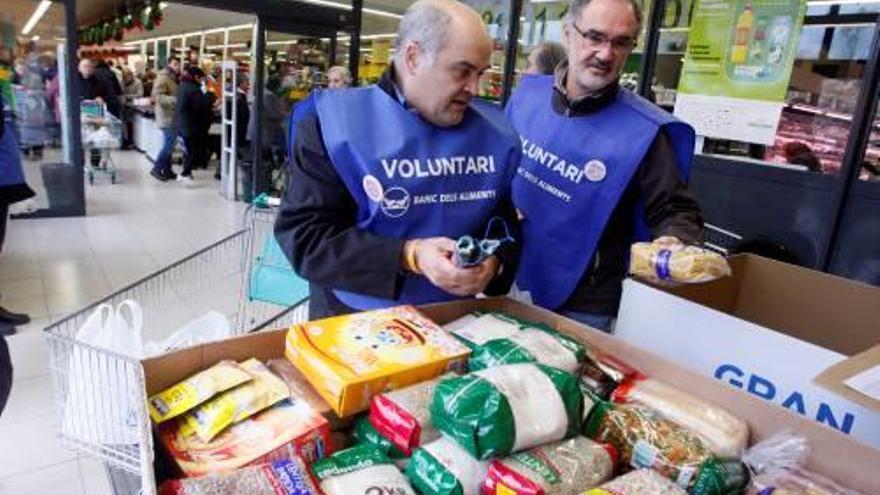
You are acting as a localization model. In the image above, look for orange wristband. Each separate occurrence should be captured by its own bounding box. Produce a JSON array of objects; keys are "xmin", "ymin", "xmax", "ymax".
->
[{"xmin": 405, "ymin": 240, "xmax": 421, "ymax": 275}]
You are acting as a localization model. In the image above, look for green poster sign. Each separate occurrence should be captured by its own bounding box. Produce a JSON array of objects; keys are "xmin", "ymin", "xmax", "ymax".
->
[{"xmin": 678, "ymin": 0, "xmax": 806, "ymax": 102}]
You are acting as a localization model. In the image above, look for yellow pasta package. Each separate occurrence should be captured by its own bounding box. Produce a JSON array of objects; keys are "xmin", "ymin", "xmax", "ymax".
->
[
  {"xmin": 149, "ymin": 360, "xmax": 252, "ymax": 423},
  {"xmin": 630, "ymin": 240, "xmax": 731, "ymax": 284},
  {"xmin": 183, "ymin": 358, "xmax": 290, "ymax": 442}
]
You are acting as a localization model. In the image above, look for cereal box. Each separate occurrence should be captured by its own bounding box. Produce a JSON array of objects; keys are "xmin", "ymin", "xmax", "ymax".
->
[{"xmin": 284, "ymin": 306, "xmax": 470, "ymax": 417}]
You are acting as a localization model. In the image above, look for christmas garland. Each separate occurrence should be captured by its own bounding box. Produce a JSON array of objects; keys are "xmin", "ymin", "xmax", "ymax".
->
[{"xmin": 78, "ymin": 0, "xmax": 164, "ymax": 46}]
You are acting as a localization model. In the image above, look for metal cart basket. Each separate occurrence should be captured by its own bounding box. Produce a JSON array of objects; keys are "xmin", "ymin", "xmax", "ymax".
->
[
  {"xmin": 44, "ymin": 206, "xmax": 309, "ymax": 495},
  {"xmin": 82, "ymin": 100, "xmax": 123, "ymax": 184}
]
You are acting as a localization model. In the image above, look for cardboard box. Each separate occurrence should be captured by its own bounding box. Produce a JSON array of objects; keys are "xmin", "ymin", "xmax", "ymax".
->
[
  {"xmin": 143, "ymin": 296, "xmax": 880, "ymax": 492},
  {"xmin": 283, "ymin": 305, "xmax": 471, "ymax": 417},
  {"xmin": 615, "ymin": 254, "xmax": 880, "ymax": 450}
]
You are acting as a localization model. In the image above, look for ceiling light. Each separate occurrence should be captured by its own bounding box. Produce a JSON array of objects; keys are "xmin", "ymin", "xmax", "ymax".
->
[
  {"xmin": 31, "ymin": 35, "xmax": 41, "ymax": 42},
  {"xmin": 22, "ymin": 1, "xmax": 52, "ymax": 35},
  {"xmin": 298, "ymin": 0, "xmax": 403, "ymax": 19}
]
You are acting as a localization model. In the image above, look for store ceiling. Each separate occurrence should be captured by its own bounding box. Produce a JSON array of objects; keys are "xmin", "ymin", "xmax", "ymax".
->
[{"xmin": 4, "ymin": 0, "xmax": 68, "ymax": 41}]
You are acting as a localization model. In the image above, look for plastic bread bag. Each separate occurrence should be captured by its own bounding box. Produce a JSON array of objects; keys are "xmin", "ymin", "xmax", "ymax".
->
[
  {"xmin": 158, "ymin": 457, "xmax": 319, "ymax": 495},
  {"xmin": 369, "ymin": 373, "xmax": 454, "ymax": 456},
  {"xmin": 483, "ymin": 436, "xmax": 616, "ymax": 495},
  {"xmin": 629, "ymin": 239, "xmax": 731, "ymax": 284},
  {"xmin": 352, "ymin": 417, "xmax": 410, "ymax": 467},
  {"xmin": 580, "ymin": 353, "xmax": 639, "ymax": 400},
  {"xmin": 468, "ymin": 326, "xmax": 588, "ymax": 374},
  {"xmin": 406, "ymin": 436, "xmax": 490, "ymax": 495},
  {"xmin": 746, "ymin": 468, "xmax": 867, "ymax": 495},
  {"xmin": 149, "ymin": 360, "xmax": 253, "ymax": 423},
  {"xmin": 583, "ymin": 401, "xmax": 749, "ymax": 495},
  {"xmin": 184, "ymin": 358, "xmax": 290, "ymax": 442},
  {"xmin": 431, "ymin": 363, "xmax": 583, "ymax": 460},
  {"xmin": 445, "ymin": 312, "xmax": 524, "ymax": 348},
  {"xmin": 582, "ymin": 469, "xmax": 688, "ymax": 495},
  {"xmin": 312, "ymin": 444, "xmax": 417, "ymax": 495},
  {"xmin": 612, "ymin": 376, "xmax": 749, "ymax": 458}
]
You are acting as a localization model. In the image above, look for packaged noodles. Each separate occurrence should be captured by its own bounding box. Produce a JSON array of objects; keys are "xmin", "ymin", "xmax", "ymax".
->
[
  {"xmin": 431, "ymin": 363, "xmax": 583, "ymax": 460},
  {"xmin": 149, "ymin": 360, "xmax": 252, "ymax": 423},
  {"xmin": 483, "ymin": 436, "xmax": 616, "ymax": 495},
  {"xmin": 580, "ymin": 353, "xmax": 638, "ymax": 400},
  {"xmin": 369, "ymin": 373, "xmax": 453, "ymax": 456},
  {"xmin": 583, "ymin": 469, "xmax": 688, "ymax": 495},
  {"xmin": 406, "ymin": 437, "xmax": 489, "ymax": 495},
  {"xmin": 284, "ymin": 305, "xmax": 470, "ymax": 417},
  {"xmin": 612, "ymin": 376, "xmax": 748, "ymax": 457},
  {"xmin": 468, "ymin": 327, "xmax": 587, "ymax": 374},
  {"xmin": 312, "ymin": 444, "xmax": 417, "ymax": 495},
  {"xmin": 629, "ymin": 241, "xmax": 731, "ymax": 284},
  {"xmin": 184, "ymin": 359, "xmax": 289, "ymax": 442},
  {"xmin": 158, "ymin": 457, "xmax": 319, "ymax": 495},
  {"xmin": 584, "ymin": 401, "xmax": 748, "ymax": 495}
]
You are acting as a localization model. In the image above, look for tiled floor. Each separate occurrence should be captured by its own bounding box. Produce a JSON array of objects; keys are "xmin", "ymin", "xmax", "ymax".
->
[{"xmin": 0, "ymin": 150, "xmax": 245, "ymax": 495}]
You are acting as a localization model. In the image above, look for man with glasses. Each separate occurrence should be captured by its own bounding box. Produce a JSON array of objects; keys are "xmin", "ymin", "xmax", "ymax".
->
[{"xmin": 506, "ymin": 0, "xmax": 703, "ymax": 332}]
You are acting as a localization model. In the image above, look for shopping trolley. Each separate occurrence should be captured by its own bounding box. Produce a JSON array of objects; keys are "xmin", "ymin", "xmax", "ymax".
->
[
  {"xmin": 82, "ymin": 100, "xmax": 123, "ymax": 184},
  {"xmin": 44, "ymin": 206, "xmax": 310, "ymax": 495}
]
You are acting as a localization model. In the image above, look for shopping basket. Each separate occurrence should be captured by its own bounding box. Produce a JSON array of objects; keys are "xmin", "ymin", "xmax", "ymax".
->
[{"xmin": 44, "ymin": 206, "xmax": 309, "ymax": 495}]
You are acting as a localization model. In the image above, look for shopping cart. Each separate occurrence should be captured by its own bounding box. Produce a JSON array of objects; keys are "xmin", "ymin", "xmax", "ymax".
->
[
  {"xmin": 82, "ymin": 100, "xmax": 123, "ymax": 184},
  {"xmin": 703, "ymin": 223, "xmax": 743, "ymax": 255},
  {"xmin": 12, "ymin": 85, "xmax": 49, "ymax": 151},
  {"xmin": 44, "ymin": 206, "xmax": 309, "ymax": 495}
]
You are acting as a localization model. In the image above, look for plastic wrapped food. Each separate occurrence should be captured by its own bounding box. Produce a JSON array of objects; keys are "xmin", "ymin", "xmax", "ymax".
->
[
  {"xmin": 630, "ymin": 241, "xmax": 731, "ymax": 284},
  {"xmin": 483, "ymin": 436, "xmax": 616, "ymax": 495},
  {"xmin": 584, "ymin": 401, "xmax": 748, "ymax": 494},
  {"xmin": 747, "ymin": 468, "xmax": 867, "ymax": 495},
  {"xmin": 612, "ymin": 376, "xmax": 748, "ymax": 458},
  {"xmin": 352, "ymin": 417, "xmax": 408, "ymax": 463},
  {"xmin": 583, "ymin": 469, "xmax": 688, "ymax": 495},
  {"xmin": 445, "ymin": 312, "xmax": 523, "ymax": 348},
  {"xmin": 149, "ymin": 360, "xmax": 252, "ymax": 423},
  {"xmin": 158, "ymin": 457, "xmax": 319, "ymax": 495},
  {"xmin": 267, "ymin": 359, "xmax": 350, "ymax": 430},
  {"xmin": 184, "ymin": 359, "xmax": 289, "ymax": 442},
  {"xmin": 406, "ymin": 436, "xmax": 490, "ymax": 495},
  {"xmin": 369, "ymin": 373, "xmax": 452, "ymax": 456},
  {"xmin": 431, "ymin": 363, "xmax": 583, "ymax": 460},
  {"xmin": 313, "ymin": 444, "xmax": 417, "ymax": 495},
  {"xmin": 580, "ymin": 353, "xmax": 638, "ymax": 400},
  {"xmin": 468, "ymin": 327, "xmax": 587, "ymax": 374}
]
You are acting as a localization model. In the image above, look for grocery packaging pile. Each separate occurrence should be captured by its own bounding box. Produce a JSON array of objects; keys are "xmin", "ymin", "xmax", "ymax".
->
[{"xmin": 151, "ymin": 305, "xmax": 867, "ymax": 495}]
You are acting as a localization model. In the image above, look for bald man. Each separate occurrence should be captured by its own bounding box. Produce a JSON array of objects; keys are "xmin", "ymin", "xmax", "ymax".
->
[{"xmin": 275, "ymin": 0, "xmax": 521, "ymax": 317}]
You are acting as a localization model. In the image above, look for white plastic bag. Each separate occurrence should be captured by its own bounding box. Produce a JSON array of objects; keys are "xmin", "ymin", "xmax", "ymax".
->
[
  {"xmin": 143, "ymin": 311, "xmax": 231, "ymax": 356},
  {"xmin": 62, "ymin": 300, "xmax": 145, "ymax": 445}
]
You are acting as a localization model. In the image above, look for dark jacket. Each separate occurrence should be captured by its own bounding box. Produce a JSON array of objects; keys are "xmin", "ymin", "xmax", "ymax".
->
[
  {"xmin": 175, "ymin": 79, "xmax": 216, "ymax": 138},
  {"xmin": 94, "ymin": 67, "xmax": 123, "ymax": 118},
  {"xmin": 275, "ymin": 68, "xmax": 521, "ymax": 318},
  {"xmin": 550, "ymin": 65, "xmax": 703, "ymax": 315},
  {"xmin": 0, "ymin": 95, "xmax": 35, "ymax": 206}
]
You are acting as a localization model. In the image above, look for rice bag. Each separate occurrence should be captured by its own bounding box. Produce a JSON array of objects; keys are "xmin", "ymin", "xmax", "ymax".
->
[
  {"xmin": 369, "ymin": 373, "xmax": 451, "ymax": 456},
  {"xmin": 612, "ymin": 376, "xmax": 748, "ymax": 457},
  {"xmin": 580, "ymin": 353, "xmax": 638, "ymax": 400},
  {"xmin": 158, "ymin": 457, "xmax": 319, "ymax": 495},
  {"xmin": 584, "ymin": 401, "xmax": 748, "ymax": 495},
  {"xmin": 629, "ymin": 241, "xmax": 731, "ymax": 284},
  {"xmin": 149, "ymin": 360, "xmax": 253, "ymax": 423},
  {"xmin": 468, "ymin": 327, "xmax": 587, "ymax": 374},
  {"xmin": 431, "ymin": 363, "xmax": 583, "ymax": 460},
  {"xmin": 312, "ymin": 444, "xmax": 417, "ymax": 495},
  {"xmin": 352, "ymin": 417, "xmax": 409, "ymax": 462},
  {"xmin": 445, "ymin": 312, "xmax": 523, "ymax": 348},
  {"xmin": 583, "ymin": 469, "xmax": 688, "ymax": 495},
  {"xmin": 406, "ymin": 436, "xmax": 490, "ymax": 495},
  {"xmin": 747, "ymin": 468, "xmax": 866, "ymax": 495},
  {"xmin": 483, "ymin": 436, "xmax": 616, "ymax": 495},
  {"xmin": 184, "ymin": 359, "xmax": 290, "ymax": 442}
]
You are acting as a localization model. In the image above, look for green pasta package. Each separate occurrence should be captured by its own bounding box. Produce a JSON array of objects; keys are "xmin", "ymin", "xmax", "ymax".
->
[
  {"xmin": 467, "ymin": 326, "xmax": 588, "ymax": 374},
  {"xmin": 430, "ymin": 363, "xmax": 583, "ymax": 460},
  {"xmin": 405, "ymin": 436, "xmax": 490, "ymax": 495}
]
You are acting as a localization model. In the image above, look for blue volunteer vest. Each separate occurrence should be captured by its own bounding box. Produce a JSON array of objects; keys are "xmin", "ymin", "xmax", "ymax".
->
[
  {"xmin": 507, "ymin": 75, "xmax": 695, "ymax": 310},
  {"xmin": 315, "ymin": 86, "xmax": 519, "ymax": 310},
  {"xmin": 0, "ymin": 116, "xmax": 27, "ymax": 188}
]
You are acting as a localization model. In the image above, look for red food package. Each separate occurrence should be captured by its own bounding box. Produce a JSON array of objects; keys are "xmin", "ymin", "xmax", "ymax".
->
[
  {"xmin": 158, "ymin": 456, "xmax": 320, "ymax": 495},
  {"xmin": 367, "ymin": 373, "xmax": 451, "ymax": 456}
]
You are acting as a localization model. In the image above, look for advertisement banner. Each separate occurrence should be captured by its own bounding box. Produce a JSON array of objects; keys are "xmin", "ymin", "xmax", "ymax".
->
[{"xmin": 674, "ymin": 0, "xmax": 807, "ymax": 144}]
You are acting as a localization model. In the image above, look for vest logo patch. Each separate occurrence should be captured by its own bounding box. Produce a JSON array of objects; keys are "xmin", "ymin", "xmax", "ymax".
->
[
  {"xmin": 381, "ymin": 187, "xmax": 411, "ymax": 218},
  {"xmin": 584, "ymin": 160, "xmax": 607, "ymax": 182},
  {"xmin": 363, "ymin": 175, "xmax": 384, "ymax": 202}
]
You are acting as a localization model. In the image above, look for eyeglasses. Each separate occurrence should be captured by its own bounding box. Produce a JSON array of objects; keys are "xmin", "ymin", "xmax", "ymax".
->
[{"xmin": 570, "ymin": 23, "xmax": 636, "ymax": 54}]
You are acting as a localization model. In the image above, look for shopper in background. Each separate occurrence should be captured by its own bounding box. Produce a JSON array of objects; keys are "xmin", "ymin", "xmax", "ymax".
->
[
  {"xmin": 245, "ymin": 76, "xmax": 286, "ymax": 198},
  {"xmin": 326, "ymin": 66, "xmax": 353, "ymax": 89},
  {"xmin": 79, "ymin": 58, "xmax": 110, "ymax": 168},
  {"xmin": 175, "ymin": 66, "xmax": 216, "ymax": 184},
  {"xmin": 524, "ymin": 41, "xmax": 567, "ymax": 75},
  {"xmin": 215, "ymin": 73, "xmax": 250, "ymax": 181},
  {"xmin": 150, "ymin": 57, "xmax": 181, "ymax": 182},
  {"xmin": 784, "ymin": 141, "xmax": 822, "ymax": 173},
  {"xmin": 275, "ymin": 0, "xmax": 521, "ymax": 318},
  {"xmin": 506, "ymin": 0, "xmax": 702, "ymax": 332},
  {"xmin": 121, "ymin": 68, "xmax": 144, "ymax": 149},
  {"xmin": 0, "ymin": 93, "xmax": 36, "ymax": 337},
  {"xmin": 142, "ymin": 69, "xmax": 157, "ymax": 98},
  {"xmin": 93, "ymin": 60, "xmax": 123, "ymax": 118}
]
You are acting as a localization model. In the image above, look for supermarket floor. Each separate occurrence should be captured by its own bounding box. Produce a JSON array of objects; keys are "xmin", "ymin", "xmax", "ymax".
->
[{"xmin": 0, "ymin": 150, "xmax": 246, "ymax": 495}]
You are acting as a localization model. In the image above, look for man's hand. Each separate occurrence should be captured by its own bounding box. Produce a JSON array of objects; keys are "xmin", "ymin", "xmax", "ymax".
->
[{"xmin": 403, "ymin": 238, "xmax": 501, "ymax": 296}]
